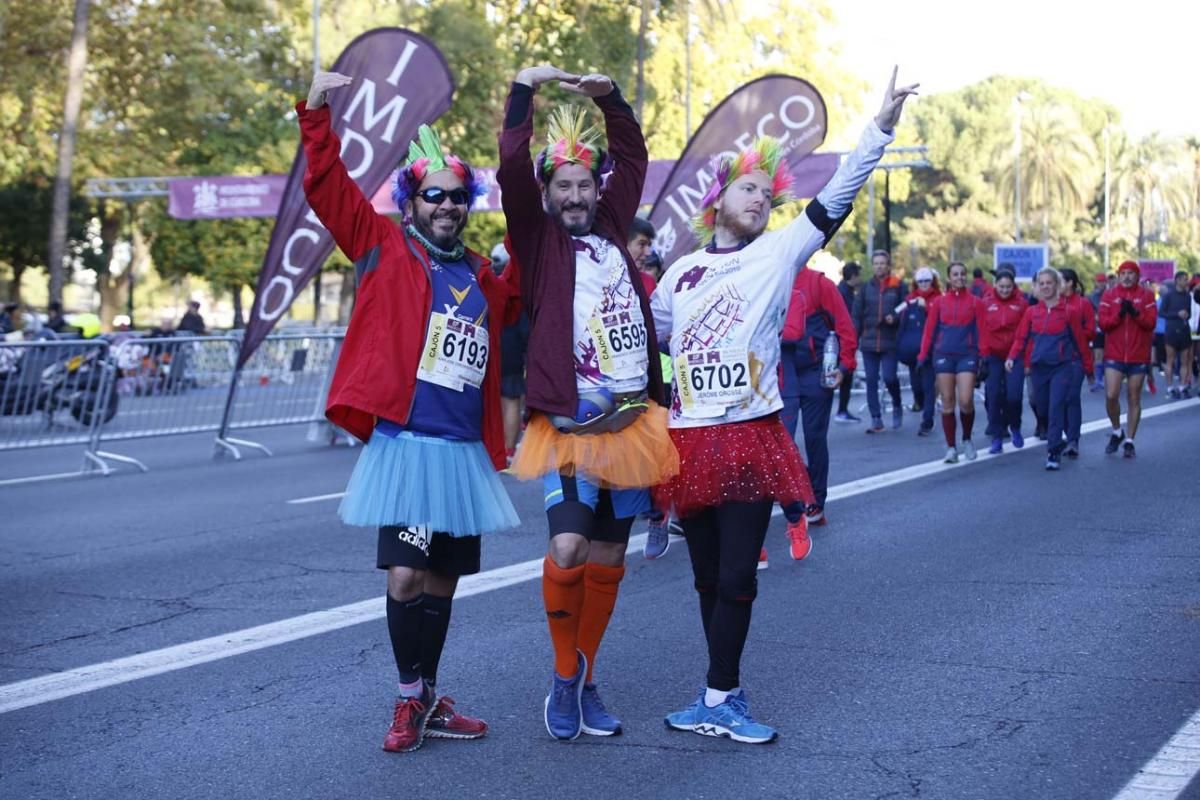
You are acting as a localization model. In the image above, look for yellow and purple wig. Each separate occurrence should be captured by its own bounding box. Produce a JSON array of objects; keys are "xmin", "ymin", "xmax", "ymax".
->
[{"xmin": 535, "ymin": 105, "xmax": 607, "ymax": 184}]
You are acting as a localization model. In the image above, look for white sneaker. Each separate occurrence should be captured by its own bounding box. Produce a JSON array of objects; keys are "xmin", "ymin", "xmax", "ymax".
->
[
  {"xmin": 962, "ymin": 440, "xmax": 977, "ymax": 461},
  {"xmin": 944, "ymin": 447, "xmax": 959, "ymax": 464}
]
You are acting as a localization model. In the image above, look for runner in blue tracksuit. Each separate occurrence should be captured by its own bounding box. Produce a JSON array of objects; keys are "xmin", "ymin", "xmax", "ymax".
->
[{"xmin": 1006, "ymin": 267, "xmax": 1095, "ymax": 471}]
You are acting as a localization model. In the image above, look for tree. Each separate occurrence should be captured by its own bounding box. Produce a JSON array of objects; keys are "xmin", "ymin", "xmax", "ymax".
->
[
  {"xmin": 992, "ymin": 103, "xmax": 1097, "ymax": 242},
  {"xmin": 1110, "ymin": 133, "xmax": 1191, "ymax": 255}
]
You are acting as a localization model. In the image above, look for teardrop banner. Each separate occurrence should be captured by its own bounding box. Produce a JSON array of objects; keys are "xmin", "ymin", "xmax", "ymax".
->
[
  {"xmin": 236, "ymin": 28, "xmax": 455, "ymax": 368},
  {"xmin": 647, "ymin": 75, "xmax": 828, "ymax": 269}
]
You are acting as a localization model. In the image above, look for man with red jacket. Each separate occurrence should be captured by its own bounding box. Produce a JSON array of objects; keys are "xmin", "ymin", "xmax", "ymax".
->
[
  {"xmin": 778, "ymin": 266, "xmax": 858, "ymax": 541},
  {"xmin": 302, "ymin": 72, "xmax": 521, "ymax": 753},
  {"xmin": 1098, "ymin": 260, "xmax": 1158, "ymax": 457}
]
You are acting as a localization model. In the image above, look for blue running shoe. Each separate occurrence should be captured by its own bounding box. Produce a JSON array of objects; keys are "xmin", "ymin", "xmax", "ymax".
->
[
  {"xmin": 580, "ymin": 683, "xmax": 622, "ymax": 736},
  {"xmin": 664, "ymin": 687, "xmax": 706, "ymax": 731},
  {"xmin": 1010, "ymin": 426, "xmax": 1024, "ymax": 449},
  {"xmin": 544, "ymin": 650, "xmax": 586, "ymax": 741},
  {"xmin": 667, "ymin": 691, "xmax": 777, "ymax": 744},
  {"xmin": 643, "ymin": 516, "xmax": 670, "ymax": 560}
]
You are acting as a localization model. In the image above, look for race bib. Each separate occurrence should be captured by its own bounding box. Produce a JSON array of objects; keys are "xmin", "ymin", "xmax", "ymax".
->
[
  {"xmin": 587, "ymin": 311, "xmax": 649, "ymax": 379},
  {"xmin": 674, "ymin": 347, "xmax": 751, "ymax": 418},
  {"xmin": 417, "ymin": 312, "xmax": 488, "ymax": 391}
]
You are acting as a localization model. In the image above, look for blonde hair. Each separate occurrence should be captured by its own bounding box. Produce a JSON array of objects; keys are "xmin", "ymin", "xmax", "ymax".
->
[{"xmin": 1035, "ymin": 267, "xmax": 1063, "ymax": 292}]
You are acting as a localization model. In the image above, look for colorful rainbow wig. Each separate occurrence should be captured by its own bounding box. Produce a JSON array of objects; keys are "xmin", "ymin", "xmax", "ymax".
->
[
  {"xmin": 535, "ymin": 105, "xmax": 606, "ymax": 184},
  {"xmin": 690, "ymin": 136, "xmax": 795, "ymax": 241},
  {"xmin": 391, "ymin": 124, "xmax": 488, "ymax": 213}
]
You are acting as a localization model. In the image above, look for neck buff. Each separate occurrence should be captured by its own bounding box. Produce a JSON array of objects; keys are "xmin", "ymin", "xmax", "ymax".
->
[{"xmin": 406, "ymin": 222, "xmax": 465, "ymax": 263}]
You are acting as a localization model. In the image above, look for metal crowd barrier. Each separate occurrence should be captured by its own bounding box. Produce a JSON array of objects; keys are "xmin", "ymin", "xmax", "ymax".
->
[
  {"xmin": 214, "ymin": 333, "xmax": 346, "ymax": 460},
  {"xmin": 0, "ymin": 339, "xmax": 116, "ymax": 484},
  {"xmin": 87, "ymin": 335, "xmax": 242, "ymax": 473}
]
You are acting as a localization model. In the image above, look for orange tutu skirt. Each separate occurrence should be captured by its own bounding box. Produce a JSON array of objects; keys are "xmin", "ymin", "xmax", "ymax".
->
[
  {"xmin": 511, "ymin": 401, "xmax": 680, "ymax": 489},
  {"xmin": 653, "ymin": 414, "xmax": 814, "ymax": 519}
]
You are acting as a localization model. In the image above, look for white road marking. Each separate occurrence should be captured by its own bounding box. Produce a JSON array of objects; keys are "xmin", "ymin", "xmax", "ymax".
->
[
  {"xmin": 287, "ymin": 491, "xmax": 346, "ymax": 505},
  {"xmin": 1112, "ymin": 712, "xmax": 1200, "ymax": 800}
]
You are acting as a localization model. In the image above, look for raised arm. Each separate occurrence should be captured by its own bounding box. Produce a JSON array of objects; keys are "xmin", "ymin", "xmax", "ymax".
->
[
  {"xmin": 298, "ymin": 71, "xmax": 390, "ymax": 262},
  {"xmin": 775, "ymin": 68, "xmax": 918, "ymax": 274},
  {"xmin": 569, "ymin": 76, "xmax": 648, "ymax": 232}
]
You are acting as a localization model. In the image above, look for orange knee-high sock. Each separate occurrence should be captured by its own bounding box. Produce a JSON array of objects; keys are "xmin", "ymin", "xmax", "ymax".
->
[
  {"xmin": 576, "ymin": 562, "xmax": 626, "ymax": 683},
  {"xmin": 542, "ymin": 556, "xmax": 586, "ymax": 678}
]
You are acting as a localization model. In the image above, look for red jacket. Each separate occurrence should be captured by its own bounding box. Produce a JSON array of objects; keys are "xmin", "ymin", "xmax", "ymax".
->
[
  {"xmin": 979, "ymin": 291, "xmax": 1028, "ymax": 358},
  {"xmin": 1008, "ymin": 300, "xmax": 1095, "ymax": 375},
  {"xmin": 917, "ymin": 287, "xmax": 985, "ymax": 362},
  {"xmin": 781, "ymin": 268, "xmax": 858, "ymax": 372},
  {"xmin": 299, "ymin": 102, "xmax": 521, "ymax": 469},
  {"xmin": 1097, "ymin": 284, "xmax": 1157, "ymax": 364},
  {"xmin": 1063, "ymin": 292, "xmax": 1096, "ymax": 339}
]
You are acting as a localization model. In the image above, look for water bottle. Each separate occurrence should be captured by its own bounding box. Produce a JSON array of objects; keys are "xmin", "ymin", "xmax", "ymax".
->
[{"xmin": 821, "ymin": 332, "xmax": 840, "ymax": 388}]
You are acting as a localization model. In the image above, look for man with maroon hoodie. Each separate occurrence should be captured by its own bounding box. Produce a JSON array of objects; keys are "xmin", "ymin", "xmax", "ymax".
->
[
  {"xmin": 1097, "ymin": 260, "xmax": 1158, "ymax": 458},
  {"xmin": 497, "ymin": 65, "xmax": 676, "ymax": 741}
]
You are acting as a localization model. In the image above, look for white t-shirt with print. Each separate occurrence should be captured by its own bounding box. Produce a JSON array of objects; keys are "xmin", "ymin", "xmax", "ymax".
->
[
  {"xmin": 572, "ymin": 233, "xmax": 650, "ymax": 395},
  {"xmin": 651, "ymin": 121, "xmax": 893, "ymax": 428}
]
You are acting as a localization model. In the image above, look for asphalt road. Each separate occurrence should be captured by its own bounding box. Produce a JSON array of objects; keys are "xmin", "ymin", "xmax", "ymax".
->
[{"xmin": 2, "ymin": 390, "xmax": 1198, "ymax": 800}]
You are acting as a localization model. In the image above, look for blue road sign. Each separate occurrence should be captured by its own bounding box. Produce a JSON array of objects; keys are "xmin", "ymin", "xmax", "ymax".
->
[{"xmin": 994, "ymin": 243, "xmax": 1049, "ymax": 280}]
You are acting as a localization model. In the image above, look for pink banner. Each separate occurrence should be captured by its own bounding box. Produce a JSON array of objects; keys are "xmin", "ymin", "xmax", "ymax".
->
[
  {"xmin": 1138, "ymin": 260, "xmax": 1176, "ymax": 283},
  {"xmin": 166, "ymin": 156, "xmax": 835, "ymax": 220}
]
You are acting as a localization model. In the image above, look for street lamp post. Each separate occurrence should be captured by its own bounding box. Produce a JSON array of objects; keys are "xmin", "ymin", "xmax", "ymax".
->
[
  {"xmin": 1103, "ymin": 126, "xmax": 1111, "ymax": 275},
  {"xmin": 1013, "ymin": 92, "xmax": 1031, "ymax": 242}
]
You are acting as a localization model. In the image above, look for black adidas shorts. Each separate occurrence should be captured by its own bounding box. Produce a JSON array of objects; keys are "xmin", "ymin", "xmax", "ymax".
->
[{"xmin": 377, "ymin": 526, "xmax": 482, "ymax": 576}]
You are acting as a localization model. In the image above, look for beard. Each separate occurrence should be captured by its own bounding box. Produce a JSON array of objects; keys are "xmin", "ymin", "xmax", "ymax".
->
[
  {"xmin": 414, "ymin": 208, "xmax": 466, "ymax": 250},
  {"xmin": 716, "ymin": 208, "xmax": 768, "ymax": 243},
  {"xmin": 548, "ymin": 197, "xmax": 597, "ymax": 236}
]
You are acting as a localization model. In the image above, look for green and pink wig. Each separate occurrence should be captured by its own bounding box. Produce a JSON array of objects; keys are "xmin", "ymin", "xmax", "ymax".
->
[
  {"xmin": 392, "ymin": 124, "xmax": 487, "ymax": 212},
  {"xmin": 535, "ymin": 105, "xmax": 607, "ymax": 184},
  {"xmin": 691, "ymin": 136, "xmax": 795, "ymax": 241}
]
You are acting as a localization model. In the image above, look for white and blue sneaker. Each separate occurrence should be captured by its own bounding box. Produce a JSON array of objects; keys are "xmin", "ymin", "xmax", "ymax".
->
[
  {"xmin": 580, "ymin": 683, "xmax": 622, "ymax": 736},
  {"xmin": 644, "ymin": 516, "xmax": 670, "ymax": 560},
  {"xmin": 544, "ymin": 650, "xmax": 587, "ymax": 741},
  {"xmin": 665, "ymin": 690, "xmax": 777, "ymax": 744}
]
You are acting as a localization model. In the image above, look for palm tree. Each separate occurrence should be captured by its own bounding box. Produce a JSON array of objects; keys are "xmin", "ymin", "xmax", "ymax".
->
[
  {"xmin": 993, "ymin": 103, "xmax": 1098, "ymax": 242},
  {"xmin": 1110, "ymin": 133, "xmax": 1191, "ymax": 255}
]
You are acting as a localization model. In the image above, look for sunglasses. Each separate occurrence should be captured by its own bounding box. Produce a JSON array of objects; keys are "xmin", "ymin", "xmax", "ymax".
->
[
  {"xmin": 416, "ymin": 187, "xmax": 470, "ymax": 206},
  {"xmin": 917, "ymin": 279, "xmax": 932, "ymax": 284}
]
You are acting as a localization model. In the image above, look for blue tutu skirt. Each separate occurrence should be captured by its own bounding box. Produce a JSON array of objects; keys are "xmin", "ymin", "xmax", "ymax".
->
[{"xmin": 338, "ymin": 430, "xmax": 520, "ymax": 536}]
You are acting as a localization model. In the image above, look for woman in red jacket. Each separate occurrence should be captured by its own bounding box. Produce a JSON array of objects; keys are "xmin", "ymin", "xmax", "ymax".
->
[
  {"xmin": 979, "ymin": 268, "xmax": 1028, "ymax": 454},
  {"xmin": 918, "ymin": 261, "xmax": 986, "ymax": 463},
  {"xmin": 1059, "ymin": 269, "xmax": 1094, "ymax": 457},
  {"xmin": 1006, "ymin": 267, "xmax": 1094, "ymax": 470}
]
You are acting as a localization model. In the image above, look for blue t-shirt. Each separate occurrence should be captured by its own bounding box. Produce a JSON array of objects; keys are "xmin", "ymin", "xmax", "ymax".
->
[{"xmin": 377, "ymin": 255, "xmax": 489, "ymax": 441}]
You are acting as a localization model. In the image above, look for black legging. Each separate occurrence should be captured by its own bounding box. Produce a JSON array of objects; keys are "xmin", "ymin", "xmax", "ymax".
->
[{"xmin": 681, "ymin": 499, "xmax": 774, "ymax": 691}]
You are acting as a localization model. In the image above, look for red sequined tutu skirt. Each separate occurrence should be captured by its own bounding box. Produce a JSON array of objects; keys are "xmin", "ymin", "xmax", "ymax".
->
[{"xmin": 653, "ymin": 414, "xmax": 814, "ymax": 520}]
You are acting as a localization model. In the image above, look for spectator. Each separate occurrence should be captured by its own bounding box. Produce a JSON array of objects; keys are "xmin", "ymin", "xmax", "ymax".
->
[
  {"xmin": 833, "ymin": 261, "xmax": 862, "ymax": 423},
  {"xmin": 46, "ymin": 301, "xmax": 68, "ymax": 333},
  {"xmin": 0, "ymin": 302, "xmax": 17, "ymax": 334},
  {"xmin": 627, "ymin": 216, "xmax": 658, "ymax": 294},
  {"xmin": 177, "ymin": 300, "xmax": 208, "ymax": 335},
  {"xmin": 970, "ymin": 267, "xmax": 989, "ymax": 298}
]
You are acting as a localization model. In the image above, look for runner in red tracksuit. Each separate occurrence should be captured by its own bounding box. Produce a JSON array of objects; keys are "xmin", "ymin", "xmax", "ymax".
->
[
  {"xmin": 1058, "ymin": 269, "xmax": 1095, "ymax": 458},
  {"xmin": 1097, "ymin": 260, "xmax": 1157, "ymax": 457},
  {"xmin": 979, "ymin": 268, "xmax": 1028, "ymax": 454},
  {"xmin": 1007, "ymin": 267, "xmax": 1094, "ymax": 471},
  {"xmin": 918, "ymin": 262, "xmax": 986, "ymax": 463}
]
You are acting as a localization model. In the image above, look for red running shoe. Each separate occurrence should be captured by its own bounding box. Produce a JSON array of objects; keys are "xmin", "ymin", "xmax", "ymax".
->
[
  {"xmin": 425, "ymin": 696, "xmax": 488, "ymax": 740},
  {"xmin": 382, "ymin": 684, "xmax": 435, "ymax": 753},
  {"xmin": 787, "ymin": 517, "xmax": 812, "ymax": 561}
]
